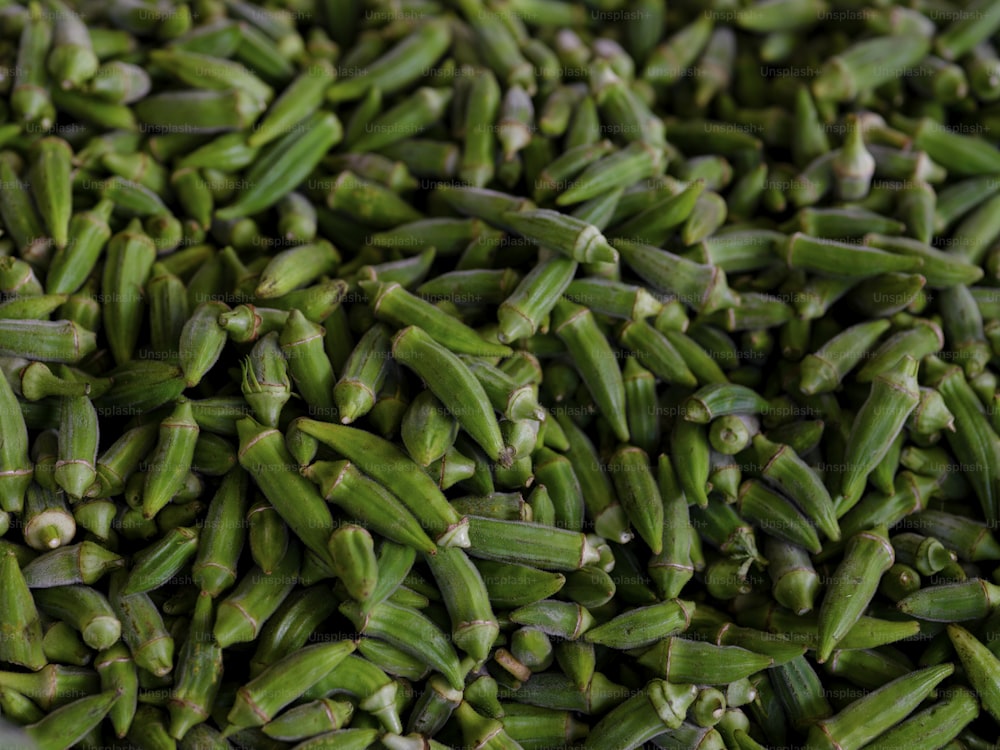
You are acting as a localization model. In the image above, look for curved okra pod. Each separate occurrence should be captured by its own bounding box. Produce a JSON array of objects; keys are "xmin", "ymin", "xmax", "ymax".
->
[
  {"xmin": 532, "ymin": 446, "xmax": 583, "ymax": 531},
  {"xmin": 751, "ymin": 434, "xmax": 840, "ymax": 541},
  {"xmin": 683, "ymin": 383, "xmax": 771, "ymax": 424},
  {"xmin": 213, "ymin": 544, "xmax": 301, "ymax": 649},
  {"xmin": 95, "ymin": 643, "xmax": 138, "ymax": 738},
  {"xmin": 835, "ymin": 356, "xmax": 920, "ymax": 513},
  {"xmin": 223, "ymin": 640, "xmax": 357, "ymax": 736},
  {"xmin": 583, "ymin": 680, "xmax": 697, "ymax": 750},
  {"xmin": 364, "ymin": 280, "xmax": 511, "ymax": 357},
  {"xmin": 392, "ymin": 326, "xmax": 512, "ymax": 467},
  {"xmin": 262, "ymin": 697, "xmax": 354, "ymax": 742},
  {"xmin": 237, "ymin": 417, "xmax": 337, "ymax": 567},
  {"xmin": 805, "ymin": 664, "xmax": 954, "ymax": 750},
  {"xmin": 816, "ymin": 525, "xmax": 894, "ymax": 663},
  {"xmin": 552, "ymin": 298, "xmax": 630, "ymax": 442},
  {"xmin": 425, "ymin": 546, "xmax": 500, "ymax": 663},
  {"xmin": 341, "ymin": 598, "xmax": 464, "ymax": 691},
  {"xmin": 124, "ymin": 526, "xmax": 199, "ymax": 595},
  {"xmin": 142, "ymin": 400, "xmax": 199, "ymax": 519},
  {"xmin": 108, "ymin": 570, "xmax": 174, "ymax": 677},
  {"xmin": 295, "ymin": 418, "xmax": 468, "ymax": 546},
  {"xmin": 34, "ymin": 584, "xmax": 121, "ymax": 652},
  {"xmin": 924, "ymin": 356, "xmax": 1000, "ymax": 525},
  {"xmin": 20, "ymin": 541, "xmax": 123, "ymax": 588},
  {"xmin": 168, "ymin": 591, "xmax": 223, "ymax": 740},
  {"xmin": 496, "ymin": 255, "xmax": 578, "ymax": 344}
]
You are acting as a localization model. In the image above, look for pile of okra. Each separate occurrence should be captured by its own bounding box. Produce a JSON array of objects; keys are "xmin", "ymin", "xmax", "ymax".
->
[{"xmin": 6, "ymin": 0, "xmax": 1000, "ymax": 747}]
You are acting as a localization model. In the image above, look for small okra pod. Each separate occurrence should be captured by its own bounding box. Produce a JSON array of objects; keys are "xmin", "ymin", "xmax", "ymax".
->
[
  {"xmin": 224, "ymin": 640, "xmax": 358, "ymax": 736},
  {"xmin": 347, "ymin": 87, "xmax": 451, "ymax": 154},
  {"xmin": 425, "ymin": 545, "xmax": 500, "ymax": 662},
  {"xmin": 146, "ymin": 263, "xmax": 190, "ymax": 359},
  {"xmin": 607, "ymin": 446, "xmax": 662, "ymax": 554},
  {"xmin": 805, "ymin": 664, "xmax": 954, "ymax": 750},
  {"xmin": 556, "ymin": 141, "xmax": 666, "ymax": 206},
  {"xmin": 946, "ymin": 624, "xmax": 1000, "ymax": 725},
  {"xmin": 124, "ymin": 526, "xmax": 199, "ymax": 596},
  {"xmin": 639, "ymin": 637, "xmax": 774, "ymax": 685},
  {"xmin": 392, "ymin": 326, "xmax": 512, "ymax": 467},
  {"xmin": 246, "ymin": 500, "xmax": 288, "ymax": 577},
  {"xmin": 812, "ymin": 34, "xmax": 931, "ymax": 102},
  {"xmin": 496, "ymin": 256, "xmax": 577, "ymax": 344},
  {"xmin": 24, "ymin": 689, "xmax": 120, "ymax": 750},
  {"xmin": 836, "ymin": 355, "xmax": 920, "ymax": 514},
  {"xmin": 254, "ymin": 241, "xmax": 340, "ymax": 300},
  {"xmin": 897, "ymin": 579, "xmax": 1000, "ymax": 622},
  {"xmin": 213, "ymin": 544, "xmax": 301, "ymax": 649},
  {"xmin": 584, "ymin": 599, "xmax": 693, "ymax": 651},
  {"xmin": 765, "ymin": 538, "xmax": 820, "ymax": 615},
  {"xmin": 53, "ymin": 394, "xmax": 98, "ymax": 500},
  {"xmin": 141, "ymin": 400, "xmax": 199, "ymax": 520},
  {"xmin": 799, "ymin": 319, "xmax": 892, "ymax": 395},
  {"xmin": 864, "ymin": 685, "xmax": 979, "ymax": 750},
  {"xmin": 241, "ymin": 333, "xmax": 291, "ymax": 428},
  {"xmin": 218, "ymin": 112, "xmax": 342, "ymax": 220},
  {"xmin": 623, "ymin": 357, "xmax": 660, "ymax": 456},
  {"xmin": 248, "ymin": 586, "xmax": 342, "ymax": 680},
  {"xmin": 457, "ymin": 70, "xmax": 500, "ymax": 189},
  {"xmin": 34, "ymin": 584, "xmax": 121, "ymax": 652},
  {"xmin": 533, "ymin": 447, "xmax": 584, "ymax": 532},
  {"xmin": 326, "ymin": 19, "xmax": 451, "ymax": 102},
  {"xmin": 0, "ymin": 664, "xmax": 98, "ymax": 712},
  {"xmin": 133, "ymin": 88, "xmax": 265, "ymax": 134},
  {"xmin": 21, "ymin": 541, "xmax": 123, "ymax": 588},
  {"xmin": 0, "ymin": 157, "xmax": 51, "ymax": 263},
  {"xmin": 923, "ymin": 356, "xmax": 1000, "ymax": 525},
  {"xmin": 28, "ymin": 136, "xmax": 72, "ymax": 250},
  {"xmin": 465, "ymin": 516, "xmax": 601, "ymax": 571},
  {"xmin": 552, "ymin": 298, "xmax": 629, "ymax": 442},
  {"xmin": 333, "ymin": 323, "xmax": 392, "ymax": 424},
  {"xmin": 96, "ymin": 643, "xmax": 138, "ymax": 738},
  {"xmin": 329, "ymin": 524, "xmax": 377, "ymax": 605},
  {"xmin": 912, "ymin": 115, "xmax": 1000, "ymax": 179},
  {"xmin": 341, "ymin": 598, "xmax": 463, "ymax": 690},
  {"xmin": 615, "ymin": 238, "xmax": 738, "ymax": 315},
  {"xmin": 400, "ymin": 390, "xmax": 460, "ymax": 467},
  {"xmin": 770, "ymin": 654, "xmax": 833, "ymax": 732},
  {"xmin": 167, "ymin": 591, "xmax": 223, "ymax": 741},
  {"xmin": 509, "ymin": 599, "xmax": 594, "ymax": 641},
  {"xmin": 474, "ymin": 559, "xmax": 565, "ymax": 609},
  {"xmin": 264, "ymin": 698, "xmax": 355, "ymax": 742},
  {"xmin": 295, "ymin": 419, "xmax": 467, "ymax": 548},
  {"xmin": 502, "ymin": 208, "xmax": 617, "ymax": 264},
  {"xmin": 555, "ymin": 412, "xmax": 632, "ymax": 544},
  {"xmin": 564, "ymin": 278, "xmax": 663, "ymax": 322},
  {"xmin": 237, "ymin": 419, "xmax": 337, "ymax": 567},
  {"xmin": 365, "ymin": 280, "xmax": 511, "ymax": 357},
  {"xmin": 107, "ymin": 570, "xmax": 173, "ymax": 677},
  {"xmin": 910, "ymin": 509, "xmax": 1000, "ymax": 562},
  {"xmin": 618, "ymin": 320, "xmax": 698, "ymax": 387},
  {"xmin": 670, "ymin": 418, "xmax": 712, "ymax": 509},
  {"xmin": 684, "ymin": 383, "xmax": 773, "ymax": 423},
  {"xmin": 816, "ymin": 525, "xmax": 894, "ymax": 663},
  {"xmin": 649, "ymin": 456, "xmax": 694, "ymax": 600},
  {"xmin": 738, "ymin": 479, "xmax": 822, "ymax": 555},
  {"xmin": 0, "ymin": 550, "xmax": 45, "ymax": 671},
  {"xmin": 190, "ymin": 468, "xmax": 248, "ymax": 598},
  {"xmin": 179, "ymin": 301, "xmax": 229, "ymax": 388},
  {"xmin": 856, "ymin": 318, "xmax": 943, "ymax": 382},
  {"xmin": 784, "ymin": 233, "xmax": 924, "ymax": 277},
  {"xmin": 0, "ymin": 319, "xmax": 97, "ymax": 364}
]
